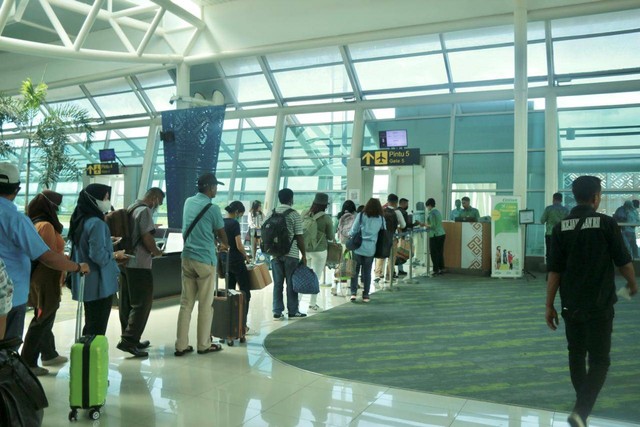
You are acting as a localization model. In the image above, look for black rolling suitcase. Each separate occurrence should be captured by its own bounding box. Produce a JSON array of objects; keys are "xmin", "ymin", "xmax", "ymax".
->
[{"xmin": 211, "ymin": 252, "xmax": 246, "ymax": 346}]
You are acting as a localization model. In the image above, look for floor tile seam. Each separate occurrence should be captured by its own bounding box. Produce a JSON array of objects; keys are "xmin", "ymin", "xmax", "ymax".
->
[{"xmin": 367, "ymin": 394, "xmax": 467, "ymax": 416}]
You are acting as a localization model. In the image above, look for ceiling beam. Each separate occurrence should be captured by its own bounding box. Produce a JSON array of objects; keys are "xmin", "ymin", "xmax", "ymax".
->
[
  {"xmin": 74, "ymin": 0, "xmax": 105, "ymax": 51},
  {"xmin": 0, "ymin": 0, "xmax": 15, "ymax": 35},
  {"xmin": 148, "ymin": 0, "xmax": 205, "ymax": 30}
]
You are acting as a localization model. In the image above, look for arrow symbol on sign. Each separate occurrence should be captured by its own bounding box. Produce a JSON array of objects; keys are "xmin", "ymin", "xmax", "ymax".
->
[{"xmin": 362, "ymin": 152, "xmax": 375, "ymax": 165}]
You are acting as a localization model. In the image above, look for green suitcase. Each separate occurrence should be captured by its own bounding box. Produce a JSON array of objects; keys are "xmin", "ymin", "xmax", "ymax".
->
[{"xmin": 68, "ymin": 274, "xmax": 109, "ymax": 421}]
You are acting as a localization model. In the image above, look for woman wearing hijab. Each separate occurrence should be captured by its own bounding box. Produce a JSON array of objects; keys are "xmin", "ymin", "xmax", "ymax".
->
[
  {"xmin": 222, "ymin": 201, "xmax": 252, "ymax": 334},
  {"xmin": 333, "ymin": 200, "xmax": 357, "ymax": 296},
  {"xmin": 21, "ymin": 190, "xmax": 67, "ymax": 375},
  {"xmin": 67, "ymin": 184, "xmax": 124, "ymax": 336}
]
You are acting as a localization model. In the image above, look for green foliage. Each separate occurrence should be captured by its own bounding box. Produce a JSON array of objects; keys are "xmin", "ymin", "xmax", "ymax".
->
[{"xmin": 0, "ymin": 79, "xmax": 94, "ymax": 189}]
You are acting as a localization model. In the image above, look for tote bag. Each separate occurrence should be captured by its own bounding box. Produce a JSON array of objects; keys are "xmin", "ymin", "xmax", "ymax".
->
[{"xmin": 292, "ymin": 263, "xmax": 320, "ymax": 294}]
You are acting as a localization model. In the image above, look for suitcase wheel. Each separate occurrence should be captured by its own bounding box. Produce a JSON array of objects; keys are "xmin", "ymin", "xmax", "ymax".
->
[
  {"xmin": 239, "ymin": 337, "xmax": 246, "ymax": 343},
  {"xmin": 227, "ymin": 339, "xmax": 234, "ymax": 346},
  {"xmin": 89, "ymin": 408, "xmax": 101, "ymax": 420},
  {"xmin": 69, "ymin": 409, "xmax": 78, "ymax": 422}
]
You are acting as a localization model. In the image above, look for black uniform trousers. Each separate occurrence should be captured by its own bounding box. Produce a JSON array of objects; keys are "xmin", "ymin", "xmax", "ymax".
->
[
  {"xmin": 119, "ymin": 268, "xmax": 154, "ymax": 344},
  {"xmin": 562, "ymin": 307, "xmax": 614, "ymax": 420}
]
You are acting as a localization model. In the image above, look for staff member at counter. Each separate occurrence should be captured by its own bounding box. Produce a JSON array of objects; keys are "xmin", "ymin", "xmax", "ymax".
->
[{"xmin": 459, "ymin": 197, "xmax": 480, "ymax": 222}]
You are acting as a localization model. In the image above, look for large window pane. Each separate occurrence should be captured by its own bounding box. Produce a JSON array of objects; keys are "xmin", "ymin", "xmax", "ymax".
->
[
  {"xmin": 553, "ymin": 33, "xmax": 640, "ymax": 75},
  {"xmin": 444, "ymin": 25, "xmax": 514, "ymax": 49},
  {"xmin": 219, "ymin": 57, "xmax": 262, "ymax": 76},
  {"xmin": 267, "ymin": 47, "xmax": 342, "ymax": 70},
  {"xmin": 551, "ymin": 9, "xmax": 640, "ymax": 37},
  {"xmin": 348, "ymin": 34, "xmax": 441, "ymax": 60},
  {"xmin": 93, "ymin": 93, "xmax": 147, "ymax": 116},
  {"xmin": 274, "ymin": 65, "xmax": 352, "ymax": 98},
  {"xmin": 226, "ymin": 74, "xmax": 275, "ymax": 103},
  {"xmin": 452, "ymin": 153, "xmax": 514, "ymax": 191},
  {"xmin": 449, "ymin": 46, "xmax": 514, "ymax": 82},
  {"xmin": 354, "ymin": 55, "xmax": 448, "ymax": 91}
]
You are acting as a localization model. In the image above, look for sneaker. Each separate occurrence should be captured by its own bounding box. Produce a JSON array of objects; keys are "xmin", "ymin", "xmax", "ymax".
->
[
  {"xmin": 137, "ymin": 340, "xmax": 151, "ymax": 349},
  {"xmin": 309, "ymin": 304, "xmax": 320, "ymax": 311},
  {"xmin": 398, "ymin": 271, "xmax": 407, "ymax": 276},
  {"xmin": 374, "ymin": 277, "xmax": 381, "ymax": 283},
  {"xmin": 331, "ymin": 289, "xmax": 338, "ymax": 296},
  {"xmin": 41, "ymin": 355, "xmax": 68, "ymax": 366},
  {"xmin": 273, "ymin": 313, "xmax": 284, "ymax": 320},
  {"xmin": 30, "ymin": 366, "xmax": 49, "ymax": 376},
  {"xmin": 289, "ymin": 312, "xmax": 307, "ymax": 318},
  {"xmin": 567, "ymin": 412, "xmax": 586, "ymax": 427}
]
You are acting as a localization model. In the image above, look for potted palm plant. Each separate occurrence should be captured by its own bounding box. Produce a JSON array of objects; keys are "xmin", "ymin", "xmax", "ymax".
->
[{"xmin": 0, "ymin": 79, "xmax": 94, "ymax": 209}]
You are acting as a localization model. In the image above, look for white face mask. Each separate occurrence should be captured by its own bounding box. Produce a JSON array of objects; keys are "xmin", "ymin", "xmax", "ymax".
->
[{"xmin": 96, "ymin": 199, "xmax": 111, "ymax": 213}]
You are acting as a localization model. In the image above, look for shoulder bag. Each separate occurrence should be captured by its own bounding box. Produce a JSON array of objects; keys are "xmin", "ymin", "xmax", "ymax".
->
[
  {"xmin": 345, "ymin": 213, "xmax": 363, "ymax": 251},
  {"xmin": 183, "ymin": 204, "xmax": 213, "ymax": 241}
]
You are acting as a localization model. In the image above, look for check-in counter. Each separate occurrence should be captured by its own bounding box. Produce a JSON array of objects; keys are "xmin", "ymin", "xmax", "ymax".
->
[
  {"xmin": 151, "ymin": 253, "xmax": 183, "ymax": 299},
  {"xmin": 442, "ymin": 221, "xmax": 491, "ymax": 275}
]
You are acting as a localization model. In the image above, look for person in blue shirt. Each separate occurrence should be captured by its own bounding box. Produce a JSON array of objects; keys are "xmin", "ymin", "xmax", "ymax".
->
[
  {"xmin": 68, "ymin": 184, "xmax": 125, "ymax": 340},
  {"xmin": 175, "ymin": 173, "xmax": 229, "ymax": 356},
  {"xmin": 349, "ymin": 198, "xmax": 385, "ymax": 303},
  {"xmin": 0, "ymin": 162, "xmax": 90, "ymax": 353}
]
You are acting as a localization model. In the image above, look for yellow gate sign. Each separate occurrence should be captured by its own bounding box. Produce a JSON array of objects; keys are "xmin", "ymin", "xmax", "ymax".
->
[
  {"xmin": 360, "ymin": 149, "xmax": 420, "ymax": 167},
  {"xmin": 86, "ymin": 163, "xmax": 120, "ymax": 176}
]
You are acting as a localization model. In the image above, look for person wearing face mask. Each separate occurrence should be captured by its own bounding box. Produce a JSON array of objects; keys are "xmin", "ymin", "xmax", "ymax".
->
[
  {"xmin": 68, "ymin": 184, "xmax": 124, "ymax": 338},
  {"xmin": 221, "ymin": 201, "xmax": 252, "ymax": 334},
  {"xmin": 422, "ymin": 198, "xmax": 446, "ymax": 276},
  {"xmin": 21, "ymin": 190, "xmax": 68, "ymax": 375},
  {"xmin": 117, "ymin": 188, "xmax": 165, "ymax": 357}
]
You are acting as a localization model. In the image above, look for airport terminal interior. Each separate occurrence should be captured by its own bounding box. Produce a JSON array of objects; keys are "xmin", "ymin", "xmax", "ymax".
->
[{"xmin": 1, "ymin": 0, "xmax": 639, "ymax": 425}]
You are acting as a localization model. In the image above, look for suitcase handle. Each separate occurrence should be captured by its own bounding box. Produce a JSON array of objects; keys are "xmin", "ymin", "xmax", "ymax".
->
[
  {"xmin": 214, "ymin": 249, "xmax": 231, "ymax": 292},
  {"xmin": 75, "ymin": 273, "xmax": 86, "ymax": 342}
]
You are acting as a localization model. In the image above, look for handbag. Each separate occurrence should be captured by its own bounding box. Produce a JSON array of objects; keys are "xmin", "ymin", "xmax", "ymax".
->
[
  {"xmin": 339, "ymin": 250, "xmax": 356, "ymax": 278},
  {"xmin": 395, "ymin": 239, "xmax": 411, "ymax": 265},
  {"xmin": 326, "ymin": 242, "xmax": 343, "ymax": 267},
  {"xmin": 292, "ymin": 263, "xmax": 320, "ymax": 294},
  {"xmin": 0, "ymin": 337, "xmax": 49, "ymax": 427},
  {"xmin": 374, "ymin": 228, "xmax": 393, "ymax": 259},
  {"xmin": 345, "ymin": 213, "xmax": 363, "ymax": 251}
]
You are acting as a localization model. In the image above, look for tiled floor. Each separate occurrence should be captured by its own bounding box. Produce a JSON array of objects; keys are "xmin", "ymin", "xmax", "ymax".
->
[{"xmin": 35, "ymin": 270, "xmax": 639, "ymax": 426}]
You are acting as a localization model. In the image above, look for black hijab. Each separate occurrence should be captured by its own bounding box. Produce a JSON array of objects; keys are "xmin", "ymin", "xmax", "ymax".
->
[
  {"xmin": 27, "ymin": 190, "xmax": 64, "ymax": 234},
  {"xmin": 68, "ymin": 183, "xmax": 111, "ymax": 245}
]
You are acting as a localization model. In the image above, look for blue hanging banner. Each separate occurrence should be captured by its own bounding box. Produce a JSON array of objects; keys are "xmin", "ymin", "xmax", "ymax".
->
[{"xmin": 161, "ymin": 105, "xmax": 225, "ymax": 228}]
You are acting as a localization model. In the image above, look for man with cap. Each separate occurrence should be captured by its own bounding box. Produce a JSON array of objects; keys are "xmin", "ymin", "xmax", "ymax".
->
[
  {"xmin": 175, "ymin": 172, "xmax": 229, "ymax": 356},
  {"xmin": 0, "ymin": 162, "xmax": 90, "ymax": 351}
]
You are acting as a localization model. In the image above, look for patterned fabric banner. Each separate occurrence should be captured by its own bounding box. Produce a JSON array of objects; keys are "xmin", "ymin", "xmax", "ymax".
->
[
  {"xmin": 161, "ymin": 106, "xmax": 225, "ymax": 228},
  {"xmin": 490, "ymin": 195, "xmax": 522, "ymax": 278},
  {"xmin": 460, "ymin": 222, "xmax": 484, "ymax": 269}
]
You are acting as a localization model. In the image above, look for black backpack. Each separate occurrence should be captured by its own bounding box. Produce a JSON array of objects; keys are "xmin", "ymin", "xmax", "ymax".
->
[
  {"xmin": 260, "ymin": 208, "xmax": 295, "ymax": 257},
  {"xmin": 383, "ymin": 207, "xmax": 399, "ymax": 237}
]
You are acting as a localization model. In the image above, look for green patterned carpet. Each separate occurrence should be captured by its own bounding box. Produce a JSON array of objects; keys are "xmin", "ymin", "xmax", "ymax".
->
[{"xmin": 264, "ymin": 275, "xmax": 640, "ymax": 422}]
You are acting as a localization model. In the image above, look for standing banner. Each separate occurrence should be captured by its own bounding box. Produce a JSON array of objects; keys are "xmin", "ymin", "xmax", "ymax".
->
[
  {"xmin": 491, "ymin": 196, "xmax": 522, "ymax": 278},
  {"xmin": 161, "ymin": 106, "xmax": 225, "ymax": 228}
]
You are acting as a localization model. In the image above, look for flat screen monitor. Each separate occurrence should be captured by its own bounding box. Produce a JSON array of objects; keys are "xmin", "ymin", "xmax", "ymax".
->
[
  {"xmin": 163, "ymin": 232, "xmax": 184, "ymax": 254},
  {"xmin": 379, "ymin": 130, "xmax": 408, "ymax": 148},
  {"xmin": 99, "ymin": 148, "xmax": 116, "ymax": 162}
]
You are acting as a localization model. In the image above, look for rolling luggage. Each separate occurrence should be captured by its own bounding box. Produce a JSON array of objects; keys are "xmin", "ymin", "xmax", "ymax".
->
[
  {"xmin": 68, "ymin": 274, "xmax": 109, "ymax": 422},
  {"xmin": 212, "ymin": 252, "xmax": 246, "ymax": 346}
]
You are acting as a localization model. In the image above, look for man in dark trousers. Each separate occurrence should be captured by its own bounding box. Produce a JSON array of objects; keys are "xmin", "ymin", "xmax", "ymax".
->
[
  {"xmin": 117, "ymin": 187, "xmax": 165, "ymax": 357},
  {"xmin": 545, "ymin": 175, "xmax": 637, "ymax": 427}
]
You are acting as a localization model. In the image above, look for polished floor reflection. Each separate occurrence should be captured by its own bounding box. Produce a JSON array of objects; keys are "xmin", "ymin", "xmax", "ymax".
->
[{"xmin": 37, "ymin": 272, "xmax": 639, "ymax": 427}]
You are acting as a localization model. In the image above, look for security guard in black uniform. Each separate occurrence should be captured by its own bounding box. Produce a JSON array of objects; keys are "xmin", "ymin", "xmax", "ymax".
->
[{"xmin": 545, "ymin": 175, "xmax": 638, "ymax": 427}]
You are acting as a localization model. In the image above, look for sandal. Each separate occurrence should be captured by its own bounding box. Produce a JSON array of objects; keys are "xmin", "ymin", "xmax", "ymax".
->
[
  {"xmin": 197, "ymin": 343, "xmax": 223, "ymax": 354},
  {"xmin": 362, "ymin": 297, "xmax": 370, "ymax": 303},
  {"xmin": 350, "ymin": 295, "xmax": 357, "ymax": 302},
  {"xmin": 174, "ymin": 346, "xmax": 194, "ymax": 357}
]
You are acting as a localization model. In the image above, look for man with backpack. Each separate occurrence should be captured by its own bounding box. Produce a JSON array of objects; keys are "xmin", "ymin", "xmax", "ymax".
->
[
  {"xmin": 261, "ymin": 188, "xmax": 307, "ymax": 319},
  {"xmin": 116, "ymin": 188, "xmax": 165, "ymax": 357},
  {"xmin": 374, "ymin": 193, "xmax": 406, "ymax": 285}
]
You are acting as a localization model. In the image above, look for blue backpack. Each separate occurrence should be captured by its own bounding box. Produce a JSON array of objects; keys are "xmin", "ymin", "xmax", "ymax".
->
[{"xmin": 292, "ymin": 263, "xmax": 320, "ymax": 294}]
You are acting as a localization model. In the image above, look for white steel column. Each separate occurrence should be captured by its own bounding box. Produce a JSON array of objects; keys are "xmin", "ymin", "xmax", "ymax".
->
[
  {"xmin": 138, "ymin": 123, "xmax": 159, "ymax": 199},
  {"xmin": 0, "ymin": 0, "xmax": 15, "ymax": 35},
  {"xmin": 513, "ymin": 0, "xmax": 528, "ymax": 203},
  {"xmin": 264, "ymin": 113, "xmax": 286, "ymax": 211},
  {"xmin": 545, "ymin": 93, "xmax": 559, "ymax": 199},
  {"xmin": 227, "ymin": 119, "xmax": 244, "ymax": 200},
  {"xmin": 175, "ymin": 62, "xmax": 190, "ymax": 110},
  {"xmin": 347, "ymin": 108, "xmax": 366, "ymax": 203}
]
